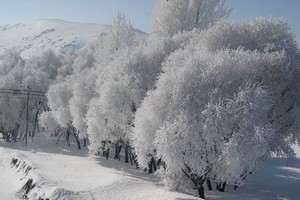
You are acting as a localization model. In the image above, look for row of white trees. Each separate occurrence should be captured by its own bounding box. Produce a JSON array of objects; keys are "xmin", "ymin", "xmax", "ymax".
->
[
  {"xmin": 1, "ymin": 0, "xmax": 299, "ymax": 199},
  {"xmin": 133, "ymin": 16, "xmax": 300, "ymax": 197}
]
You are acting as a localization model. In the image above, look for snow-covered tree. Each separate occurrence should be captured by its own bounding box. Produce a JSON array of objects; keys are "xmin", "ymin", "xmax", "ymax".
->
[
  {"xmin": 0, "ymin": 51, "xmax": 24, "ymax": 75},
  {"xmin": 151, "ymin": 0, "xmax": 231, "ymax": 37},
  {"xmin": 46, "ymin": 80, "xmax": 73, "ymax": 129},
  {"xmin": 69, "ymin": 68, "xmax": 97, "ymax": 139},
  {"xmin": 39, "ymin": 111, "xmax": 60, "ymax": 135},
  {"xmin": 27, "ymin": 50, "xmax": 62, "ymax": 79},
  {"xmin": 45, "ymin": 79, "xmax": 82, "ymax": 148},
  {"xmin": 105, "ymin": 11, "xmax": 136, "ymax": 54},
  {"xmin": 43, "ymin": 12, "xmax": 137, "ymax": 149},
  {"xmin": 132, "ymin": 19, "xmax": 300, "ymax": 198},
  {"xmin": 86, "ymin": 31, "xmax": 194, "ymax": 159},
  {"xmin": 196, "ymin": 18, "xmax": 300, "ymax": 157}
]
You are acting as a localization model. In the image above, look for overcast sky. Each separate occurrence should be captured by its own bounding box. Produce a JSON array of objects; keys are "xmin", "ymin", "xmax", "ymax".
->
[{"xmin": 0, "ymin": 0, "xmax": 299, "ymax": 43}]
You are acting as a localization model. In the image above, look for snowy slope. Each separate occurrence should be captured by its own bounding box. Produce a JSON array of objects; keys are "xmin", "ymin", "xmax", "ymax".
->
[{"xmin": 0, "ymin": 19, "xmax": 144, "ymax": 59}]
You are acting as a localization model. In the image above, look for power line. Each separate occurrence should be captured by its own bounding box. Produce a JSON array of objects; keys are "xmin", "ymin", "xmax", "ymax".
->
[
  {"xmin": 0, "ymin": 90, "xmax": 45, "ymax": 96},
  {"xmin": 0, "ymin": 88, "xmax": 46, "ymax": 97},
  {"xmin": 0, "ymin": 91, "xmax": 45, "ymax": 97},
  {"xmin": 0, "ymin": 88, "xmax": 45, "ymax": 94},
  {"xmin": 0, "ymin": 87, "xmax": 47, "ymax": 145},
  {"xmin": 0, "ymin": 96, "xmax": 43, "ymax": 99},
  {"xmin": 0, "ymin": 96, "xmax": 26, "ymax": 99}
]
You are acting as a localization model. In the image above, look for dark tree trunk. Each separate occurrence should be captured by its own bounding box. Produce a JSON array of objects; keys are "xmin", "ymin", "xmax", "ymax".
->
[
  {"xmin": 157, "ymin": 157, "xmax": 162, "ymax": 166},
  {"xmin": 75, "ymin": 136, "xmax": 81, "ymax": 149},
  {"xmin": 197, "ymin": 185, "xmax": 205, "ymax": 199},
  {"xmin": 216, "ymin": 182, "xmax": 220, "ymax": 191},
  {"xmin": 216, "ymin": 181, "xmax": 226, "ymax": 192},
  {"xmin": 234, "ymin": 185, "xmax": 238, "ymax": 190},
  {"xmin": 83, "ymin": 138, "xmax": 87, "ymax": 147},
  {"xmin": 125, "ymin": 145, "xmax": 129, "ymax": 163},
  {"xmin": 13, "ymin": 130, "xmax": 18, "ymax": 142},
  {"xmin": 182, "ymin": 167, "xmax": 207, "ymax": 199},
  {"xmin": 37, "ymin": 120, "xmax": 40, "ymax": 132},
  {"xmin": 151, "ymin": 157, "xmax": 157, "ymax": 172},
  {"xmin": 4, "ymin": 132, "xmax": 10, "ymax": 142},
  {"xmin": 106, "ymin": 148, "xmax": 110, "ymax": 159},
  {"xmin": 114, "ymin": 143, "xmax": 118, "ymax": 159},
  {"xmin": 220, "ymin": 182, "xmax": 226, "ymax": 192},
  {"xmin": 114, "ymin": 142, "xmax": 121, "ymax": 160},
  {"xmin": 133, "ymin": 153, "xmax": 139, "ymax": 169},
  {"xmin": 206, "ymin": 178, "xmax": 212, "ymax": 191},
  {"xmin": 148, "ymin": 157, "xmax": 157, "ymax": 174},
  {"xmin": 12, "ymin": 124, "xmax": 20, "ymax": 142},
  {"xmin": 148, "ymin": 160, "xmax": 153, "ymax": 174},
  {"xmin": 70, "ymin": 127, "xmax": 81, "ymax": 149},
  {"xmin": 66, "ymin": 130, "xmax": 70, "ymax": 143},
  {"xmin": 118, "ymin": 145, "xmax": 122, "ymax": 154},
  {"xmin": 102, "ymin": 141, "xmax": 106, "ymax": 156}
]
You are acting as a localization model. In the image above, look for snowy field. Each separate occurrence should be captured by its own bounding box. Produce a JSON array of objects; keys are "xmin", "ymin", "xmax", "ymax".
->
[{"xmin": 0, "ymin": 135, "xmax": 299, "ymax": 200}]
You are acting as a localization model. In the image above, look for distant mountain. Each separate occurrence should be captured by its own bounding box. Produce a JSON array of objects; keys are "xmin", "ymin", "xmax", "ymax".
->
[{"xmin": 0, "ymin": 19, "xmax": 145, "ymax": 59}]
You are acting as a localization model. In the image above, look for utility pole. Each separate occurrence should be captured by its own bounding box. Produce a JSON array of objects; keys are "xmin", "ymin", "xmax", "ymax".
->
[
  {"xmin": 0, "ymin": 87, "xmax": 46, "ymax": 144},
  {"xmin": 25, "ymin": 86, "xmax": 29, "ymax": 145}
]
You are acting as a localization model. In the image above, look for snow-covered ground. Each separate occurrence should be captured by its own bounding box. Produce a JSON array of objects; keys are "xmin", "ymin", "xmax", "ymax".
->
[
  {"xmin": 0, "ymin": 135, "xmax": 299, "ymax": 200},
  {"xmin": 0, "ymin": 135, "xmax": 199, "ymax": 200},
  {"xmin": 0, "ymin": 157, "xmax": 24, "ymax": 200}
]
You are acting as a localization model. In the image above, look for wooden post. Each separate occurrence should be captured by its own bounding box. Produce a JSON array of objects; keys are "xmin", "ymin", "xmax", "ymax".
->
[{"xmin": 25, "ymin": 86, "xmax": 29, "ymax": 145}]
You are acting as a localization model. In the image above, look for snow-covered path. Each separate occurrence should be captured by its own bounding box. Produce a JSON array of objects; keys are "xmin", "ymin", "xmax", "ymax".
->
[
  {"xmin": 0, "ymin": 137, "xmax": 300, "ymax": 200},
  {"xmin": 12, "ymin": 150, "xmax": 197, "ymax": 199},
  {"xmin": 0, "ymin": 137, "xmax": 198, "ymax": 200}
]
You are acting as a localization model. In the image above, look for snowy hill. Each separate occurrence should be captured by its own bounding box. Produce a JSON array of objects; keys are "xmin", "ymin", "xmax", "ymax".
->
[{"xmin": 0, "ymin": 19, "xmax": 144, "ymax": 59}]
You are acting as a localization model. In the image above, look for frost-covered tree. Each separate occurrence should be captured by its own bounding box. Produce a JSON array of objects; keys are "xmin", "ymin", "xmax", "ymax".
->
[
  {"xmin": 27, "ymin": 50, "xmax": 62, "ymax": 79},
  {"xmin": 44, "ymin": 79, "xmax": 82, "ymax": 148},
  {"xmin": 0, "ymin": 51, "xmax": 24, "ymax": 75},
  {"xmin": 43, "ymin": 12, "xmax": 137, "ymax": 149},
  {"xmin": 56, "ymin": 53, "xmax": 77, "ymax": 81},
  {"xmin": 69, "ymin": 12, "xmax": 136, "ymax": 140},
  {"xmin": 132, "ymin": 19, "xmax": 300, "ymax": 198},
  {"xmin": 86, "ymin": 0, "xmax": 230, "ymax": 163},
  {"xmin": 39, "ymin": 111, "xmax": 60, "ymax": 135},
  {"xmin": 196, "ymin": 18, "xmax": 300, "ymax": 157},
  {"xmin": 86, "ymin": 31, "xmax": 194, "ymax": 161},
  {"xmin": 151, "ymin": 0, "xmax": 231, "ymax": 37},
  {"xmin": 69, "ymin": 68, "xmax": 97, "ymax": 140},
  {"xmin": 105, "ymin": 11, "xmax": 136, "ymax": 54},
  {"xmin": 46, "ymin": 81, "xmax": 73, "ymax": 129}
]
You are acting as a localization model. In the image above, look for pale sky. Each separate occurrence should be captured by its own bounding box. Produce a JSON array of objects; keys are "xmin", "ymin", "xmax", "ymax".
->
[{"xmin": 0, "ymin": 0, "xmax": 299, "ymax": 43}]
